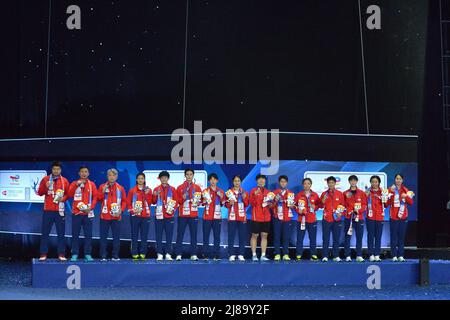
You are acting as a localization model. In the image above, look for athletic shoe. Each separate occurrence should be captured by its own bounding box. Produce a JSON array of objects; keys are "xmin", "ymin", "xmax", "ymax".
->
[
  {"xmin": 58, "ymin": 254, "xmax": 67, "ymax": 262},
  {"xmin": 203, "ymin": 255, "xmax": 209, "ymax": 261},
  {"xmin": 374, "ymin": 255, "xmax": 382, "ymax": 262},
  {"xmin": 165, "ymin": 254, "xmax": 173, "ymax": 261},
  {"xmin": 333, "ymin": 257, "xmax": 342, "ymax": 262},
  {"xmin": 274, "ymin": 254, "xmax": 281, "ymax": 261},
  {"xmin": 252, "ymin": 255, "xmax": 259, "ymax": 262},
  {"xmin": 398, "ymin": 256, "xmax": 406, "ymax": 262},
  {"xmin": 356, "ymin": 256, "xmax": 365, "ymax": 262},
  {"xmin": 100, "ymin": 257, "xmax": 108, "ymax": 262},
  {"xmin": 156, "ymin": 253, "xmax": 164, "ymax": 261},
  {"xmin": 112, "ymin": 257, "xmax": 120, "ymax": 261},
  {"xmin": 392, "ymin": 256, "xmax": 398, "ymax": 262},
  {"xmin": 229, "ymin": 255, "xmax": 236, "ymax": 262},
  {"xmin": 132, "ymin": 254, "xmax": 140, "ymax": 260},
  {"xmin": 38, "ymin": 255, "xmax": 47, "ymax": 262},
  {"xmin": 296, "ymin": 255, "xmax": 302, "ymax": 261},
  {"xmin": 70, "ymin": 254, "xmax": 78, "ymax": 262},
  {"xmin": 214, "ymin": 256, "xmax": 222, "ymax": 261},
  {"xmin": 282, "ymin": 254, "xmax": 291, "ymax": 261},
  {"xmin": 345, "ymin": 256, "xmax": 352, "ymax": 262},
  {"xmin": 139, "ymin": 254, "xmax": 146, "ymax": 260},
  {"xmin": 369, "ymin": 255, "xmax": 375, "ymax": 262},
  {"xmin": 322, "ymin": 257, "xmax": 328, "ymax": 262},
  {"xmin": 238, "ymin": 255, "xmax": 245, "ymax": 261},
  {"xmin": 84, "ymin": 255, "xmax": 94, "ymax": 262},
  {"xmin": 311, "ymin": 255, "xmax": 319, "ymax": 261},
  {"xmin": 176, "ymin": 255, "xmax": 182, "ymax": 261},
  {"xmin": 260, "ymin": 255, "xmax": 270, "ymax": 262},
  {"xmin": 190, "ymin": 255, "xmax": 199, "ymax": 261}
]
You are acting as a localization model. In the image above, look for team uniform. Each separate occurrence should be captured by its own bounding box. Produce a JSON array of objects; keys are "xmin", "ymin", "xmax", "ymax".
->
[
  {"xmin": 272, "ymin": 188, "xmax": 295, "ymax": 257},
  {"xmin": 249, "ymin": 186, "xmax": 273, "ymax": 234},
  {"xmin": 343, "ymin": 188, "xmax": 367, "ymax": 260},
  {"xmin": 127, "ymin": 185, "xmax": 152, "ymax": 257},
  {"xmin": 201, "ymin": 186, "xmax": 226, "ymax": 259},
  {"xmin": 67, "ymin": 179, "xmax": 98, "ymax": 258},
  {"xmin": 365, "ymin": 188, "xmax": 385, "ymax": 259},
  {"xmin": 152, "ymin": 184, "xmax": 178, "ymax": 258},
  {"xmin": 294, "ymin": 190, "xmax": 320, "ymax": 258},
  {"xmin": 225, "ymin": 188, "xmax": 250, "ymax": 258},
  {"xmin": 175, "ymin": 181, "xmax": 203, "ymax": 258},
  {"xmin": 386, "ymin": 185, "xmax": 414, "ymax": 259},
  {"xmin": 37, "ymin": 174, "xmax": 70, "ymax": 257},
  {"xmin": 97, "ymin": 182, "xmax": 127, "ymax": 259},
  {"xmin": 319, "ymin": 189, "xmax": 345, "ymax": 260}
]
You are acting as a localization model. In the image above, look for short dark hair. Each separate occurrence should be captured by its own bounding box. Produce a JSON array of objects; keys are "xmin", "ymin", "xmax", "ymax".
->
[
  {"xmin": 348, "ymin": 175, "xmax": 358, "ymax": 182},
  {"xmin": 370, "ymin": 175, "xmax": 381, "ymax": 184},
  {"xmin": 394, "ymin": 173, "xmax": 404, "ymax": 180},
  {"xmin": 184, "ymin": 168, "xmax": 194, "ymax": 175},
  {"xmin": 158, "ymin": 170, "xmax": 170, "ymax": 179},
  {"xmin": 136, "ymin": 172, "xmax": 146, "ymax": 180},
  {"xmin": 51, "ymin": 161, "xmax": 62, "ymax": 169},
  {"xmin": 256, "ymin": 174, "xmax": 267, "ymax": 181},
  {"xmin": 79, "ymin": 165, "xmax": 89, "ymax": 171},
  {"xmin": 232, "ymin": 175, "xmax": 242, "ymax": 182},
  {"xmin": 326, "ymin": 176, "xmax": 336, "ymax": 183},
  {"xmin": 278, "ymin": 175, "xmax": 288, "ymax": 182},
  {"xmin": 302, "ymin": 178, "xmax": 312, "ymax": 184},
  {"xmin": 208, "ymin": 173, "xmax": 219, "ymax": 181}
]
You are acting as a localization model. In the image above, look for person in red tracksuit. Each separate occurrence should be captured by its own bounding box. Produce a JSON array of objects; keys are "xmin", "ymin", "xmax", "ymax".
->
[
  {"xmin": 152, "ymin": 170, "xmax": 179, "ymax": 261},
  {"xmin": 272, "ymin": 175, "xmax": 295, "ymax": 261},
  {"xmin": 225, "ymin": 175, "xmax": 250, "ymax": 261},
  {"xmin": 67, "ymin": 165, "xmax": 98, "ymax": 262},
  {"xmin": 294, "ymin": 178, "xmax": 320, "ymax": 261},
  {"xmin": 249, "ymin": 174, "xmax": 274, "ymax": 261},
  {"xmin": 175, "ymin": 168, "xmax": 202, "ymax": 261},
  {"xmin": 385, "ymin": 173, "xmax": 414, "ymax": 262},
  {"xmin": 343, "ymin": 175, "xmax": 367, "ymax": 262},
  {"xmin": 201, "ymin": 173, "xmax": 226, "ymax": 260},
  {"xmin": 319, "ymin": 176, "xmax": 346, "ymax": 262},
  {"xmin": 98, "ymin": 168, "xmax": 127, "ymax": 261},
  {"xmin": 127, "ymin": 172, "xmax": 152, "ymax": 260},
  {"xmin": 366, "ymin": 175, "xmax": 386, "ymax": 262},
  {"xmin": 37, "ymin": 161, "xmax": 70, "ymax": 261}
]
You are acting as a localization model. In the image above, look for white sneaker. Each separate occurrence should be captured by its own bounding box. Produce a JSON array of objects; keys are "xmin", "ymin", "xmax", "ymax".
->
[
  {"xmin": 229, "ymin": 255, "xmax": 236, "ymax": 262},
  {"xmin": 252, "ymin": 255, "xmax": 259, "ymax": 262},
  {"xmin": 392, "ymin": 256, "xmax": 398, "ymax": 262},
  {"xmin": 398, "ymin": 256, "xmax": 406, "ymax": 262},
  {"xmin": 322, "ymin": 257, "xmax": 328, "ymax": 262},
  {"xmin": 369, "ymin": 255, "xmax": 375, "ymax": 262},
  {"xmin": 165, "ymin": 254, "xmax": 173, "ymax": 261},
  {"xmin": 190, "ymin": 255, "xmax": 198, "ymax": 261},
  {"xmin": 238, "ymin": 255, "xmax": 245, "ymax": 261},
  {"xmin": 112, "ymin": 257, "xmax": 120, "ymax": 261},
  {"xmin": 375, "ymin": 255, "xmax": 381, "ymax": 262},
  {"xmin": 356, "ymin": 256, "xmax": 364, "ymax": 262},
  {"xmin": 156, "ymin": 253, "xmax": 163, "ymax": 261},
  {"xmin": 176, "ymin": 255, "xmax": 182, "ymax": 261},
  {"xmin": 333, "ymin": 257, "xmax": 342, "ymax": 262},
  {"xmin": 345, "ymin": 256, "xmax": 352, "ymax": 262}
]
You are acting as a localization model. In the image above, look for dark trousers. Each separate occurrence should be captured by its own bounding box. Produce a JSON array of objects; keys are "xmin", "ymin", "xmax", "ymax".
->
[
  {"xmin": 390, "ymin": 219, "xmax": 408, "ymax": 257},
  {"xmin": 202, "ymin": 219, "xmax": 222, "ymax": 258},
  {"xmin": 322, "ymin": 220, "xmax": 342, "ymax": 258},
  {"xmin": 296, "ymin": 221, "xmax": 317, "ymax": 256},
  {"xmin": 344, "ymin": 218, "xmax": 365, "ymax": 257},
  {"xmin": 366, "ymin": 219, "xmax": 383, "ymax": 256},
  {"xmin": 228, "ymin": 221, "xmax": 247, "ymax": 256},
  {"xmin": 100, "ymin": 219, "xmax": 121, "ymax": 258},
  {"xmin": 71, "ymin": 214, "xmax": 93, "ymax": 256},
  {"xmin": 273, "ymin": 218, "xmax": 292, "ymax": 255},
  {"xmin": 175, "ymin": 217, "xmax": 198, "ymax": 256},
  {"xmin": 155, "ymin": 217, "xmax": 175, "ymax": 255},
  {"xmin": 40, "ymin": 211, "xmax": 66, "ymax": 255},
  {"xmin": 130, "ymin": 215, "xmax": 150, "ymax": 255}
]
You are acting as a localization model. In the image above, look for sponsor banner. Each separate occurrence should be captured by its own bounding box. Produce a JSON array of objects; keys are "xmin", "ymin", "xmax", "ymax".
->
[{"xmin": 0, "ymin": 170, "xmax": 47, "ymax": 203}]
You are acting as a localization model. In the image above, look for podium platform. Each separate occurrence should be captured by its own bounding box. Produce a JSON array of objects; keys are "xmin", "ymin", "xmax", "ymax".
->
[{"xmin": 31, "ymin": 258, "xmax": 450, "ymax": 288}]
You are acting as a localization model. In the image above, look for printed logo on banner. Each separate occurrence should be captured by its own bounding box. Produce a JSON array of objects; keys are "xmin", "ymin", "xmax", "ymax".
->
[{"xmin": 0, "ymin": 170, "xmax": 47, "ymax": 203}]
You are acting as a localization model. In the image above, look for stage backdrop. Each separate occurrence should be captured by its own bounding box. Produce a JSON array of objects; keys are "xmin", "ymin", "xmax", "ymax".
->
[{"xmin": 0, "ymin": 160, "xmax": 417, "ymax": 249}]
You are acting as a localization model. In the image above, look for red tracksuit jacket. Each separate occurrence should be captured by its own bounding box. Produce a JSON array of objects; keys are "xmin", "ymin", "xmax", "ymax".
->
[
  {"xmin": 366, "ymin": 188, "xmax": 385, "ymax": 221},
  {"xmin": 272, "ymin": 188, "xmax": 295, "ymax": 222},
  {"xmin": 294, "ymin": 190, "xmax": 320, "ymax": 223},
  {"xmin": 37, "ymin": 175, "xmax": 70, "ymax": 212},
  {"xmin": 152, "ymin": 184, "xmax": 179, "ymax": 219},
  {"xmin": 176, "ymin": 181, "xmax": 202, "ymax": 218},
  {"xmin": 67, "ymin": 179, "xmax": 98, "ymax": 215},
  {"xmin": 127, "ymin": 185, "xmax": 152, "ymax": 218},
  {"xmin": 97, "ymin": 182, "xmax": 127, "ymax": 221},
  {"xmin": 202, "ymin": 186, "xmax": 226, "ymax": 221},
  {"xmin": 343, "ymin": 188, "xmax": 368, "ymax": 220},
  {"xmin": 319, "ymin": 189, "xmax": 345, "ymax": 223},
  {"xmin": 386, "ymin": 185, "xmax": 414, "ymax": 220},
  {"xmin": 249, "ymin": 186, "xmax": 272, "ymax": 222},
  {"xmin": 224, "ymin": 188, "xmax": 250, "ymax": 222}
]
